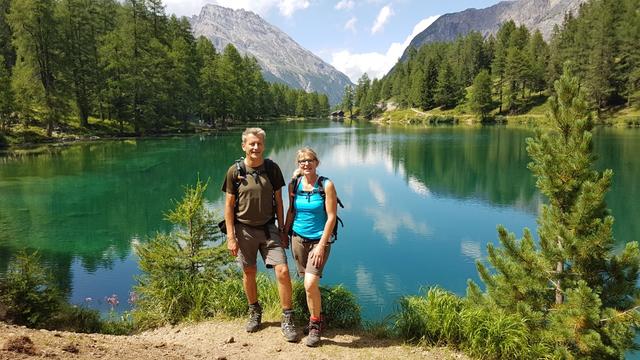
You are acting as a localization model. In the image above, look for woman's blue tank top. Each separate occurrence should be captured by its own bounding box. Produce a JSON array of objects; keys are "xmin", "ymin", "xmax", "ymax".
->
[{"xmin": 291, "ymin": 178, "xmax": 327, "ymax": 240}]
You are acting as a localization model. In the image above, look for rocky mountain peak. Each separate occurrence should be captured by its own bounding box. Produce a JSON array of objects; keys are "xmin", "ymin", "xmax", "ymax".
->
[
  {"xmin": 189, "ymin": 4, "xmax": 352, "ymax": 105},
  {"xmin": 400, "ymin": 0, "xmax": 588, "ymax": 62}
]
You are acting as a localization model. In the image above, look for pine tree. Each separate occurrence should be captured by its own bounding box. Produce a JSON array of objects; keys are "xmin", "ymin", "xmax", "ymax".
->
[
  {"xmin": 0, "ymin": 54, "xmax": 13, "ymax": 132},
  {"xmin": 492, "ymin": 21, "xmax": 516, "ymax": 113},
  {"xmin": 470, "ymin": 70, "xmax": 493, "ymax": 120},
  {"xmin": 58, "ymin": 0, "xmax": 101, "ymax": 127},
  {"xmin": 295, "ymin": 92, "xmax": 308, "ymax": 117},
  {"xmin": 0, "ymin": 0, "xmax": 15, "ymax": 70},
  {"xmin": 8, "ymin": 0, "xmax": 65, "ymax": 136},
  {"xmin": 318, "ymin": 94, "xmax": 330, "ymax": 116},
  {"xmin": 527, "ymin": 30, "xmax": 549, "ymax": 93},
  {"xmin": 218, "ymin": 44, "xmax": 242, "ymax": 121},
  {"xmin": 341, "ymin": 85, "xmax": 354, "ymax": 117},
  {"xmin": 434, "ymin": 61, "xmax": 463, "ymax": 109},
  {"xmin": 354, "ymin": 73, "xmax": 370, "ymax": 108},
  {"xmin": 469, "ymin": 64, "xmax": 640, "ymax": 358},
  {"xmin": 134, "ymin": 180, "xmax": 230, "ymax": 326}
]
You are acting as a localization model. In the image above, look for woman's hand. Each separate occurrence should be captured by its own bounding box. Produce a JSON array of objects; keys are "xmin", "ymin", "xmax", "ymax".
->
[{"xmin": 311, "ymin": 244, "xmax": 326, "ymax": 268}]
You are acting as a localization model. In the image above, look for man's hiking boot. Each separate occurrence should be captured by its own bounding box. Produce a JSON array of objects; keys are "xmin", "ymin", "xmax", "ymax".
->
[
  {"xmin": 246, "ymin": 303, "xmax": 262, "ymax": 333},
  {"xmin": 305, "ymin": 319, "xmax": 322, "ymax": 347},
  {"xmin": 281, "ymin": 310, "xmax": 297, "ymax": 342}
]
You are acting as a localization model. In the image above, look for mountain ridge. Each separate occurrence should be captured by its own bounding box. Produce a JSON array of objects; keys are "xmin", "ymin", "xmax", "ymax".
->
[
  {"xmin": 189, "ymin": 5, "xmax": 352, "ymax": 105},
  {"xmin": 400, "ymin": 0, "xmax": 588, "ymax": 62}
]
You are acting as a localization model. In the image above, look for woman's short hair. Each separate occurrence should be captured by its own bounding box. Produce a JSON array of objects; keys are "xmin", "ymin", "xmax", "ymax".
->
[{"xmin": 292, "ymin": 147, "xmax": 320, "ymax": 179}]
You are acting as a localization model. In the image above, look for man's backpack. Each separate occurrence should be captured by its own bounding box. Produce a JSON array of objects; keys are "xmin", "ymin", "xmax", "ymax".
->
[{"xmin": 289, "ymin": 175, "xmax": 344, "ymax": 242}]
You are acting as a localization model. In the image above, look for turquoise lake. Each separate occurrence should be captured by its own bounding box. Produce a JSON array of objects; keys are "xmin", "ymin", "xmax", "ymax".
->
[{"xmin": 1, "ymin": 121, "xmax": 639, "ymax": 322}]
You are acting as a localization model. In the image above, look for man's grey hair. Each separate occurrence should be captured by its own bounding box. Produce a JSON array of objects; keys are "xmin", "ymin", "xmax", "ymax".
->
[{"xmin": 242, "ymin": 127, "xmax": 266, "ymax": 143}]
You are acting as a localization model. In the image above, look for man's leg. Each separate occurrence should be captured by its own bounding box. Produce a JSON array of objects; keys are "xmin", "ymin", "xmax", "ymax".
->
[
  {"xmin": 243, "ymin": 265, "xmax": 262, "ymax": 333},
  {"xmin": 243, "ymin": 265, "xmax": 258, "ymax": 304},
  {"xmin": 274, "ymin": 263, "xmax": 297, "ymax": 342},
  {"xmin": 274, "ymin": 263, "xmax": 292, "ymax": 309}
]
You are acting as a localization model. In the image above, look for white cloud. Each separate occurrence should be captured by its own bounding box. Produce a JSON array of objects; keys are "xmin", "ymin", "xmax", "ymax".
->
[
  {"xmin": 344, "ymin": 17, "xmax": 357, "ymax": 33},
  {"xmin": 368, "ymin": 179, "xmax": 386, "ymax": 206},
  {"xmin": 335, "ymin": 0, "xmax": 355, "ymax": 10},
  {"xmin": 331, "ymin": 15, "xmax": 440, "ymax": 82},
  {"xmin": 277, "ymin": 0, "xmax": 310, "ymax": 17},
  {"xmin": 371, "ymin": 5, "xmax": 393, "ymax": 34},
  {"xmin": 163, "ymin": 0, "xmax": 309, "ymax": 18}
]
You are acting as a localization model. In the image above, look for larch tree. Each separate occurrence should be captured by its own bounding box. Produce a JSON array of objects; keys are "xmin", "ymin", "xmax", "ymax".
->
[
  {"xmin": 8, "ymin": 0, "xmax": 64, "ymax": 136},
  {"xmin": 469, "ymin": 64, "xmax": 640, "ymax": 358},
  {"xmin": 470, "ymin": 70, "xmax": 493, "ymax": 121}
]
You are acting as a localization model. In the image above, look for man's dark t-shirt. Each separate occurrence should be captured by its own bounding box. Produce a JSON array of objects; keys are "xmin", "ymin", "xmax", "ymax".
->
[{"xmin": 221, "ymin": 161, "xmax": 285, "ymax": 227}]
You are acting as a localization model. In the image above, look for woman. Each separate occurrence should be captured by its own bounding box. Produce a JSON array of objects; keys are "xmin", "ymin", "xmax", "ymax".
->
[{"xmin": 284, "ymin": 147, "xmax": 337, "ymax": 347}]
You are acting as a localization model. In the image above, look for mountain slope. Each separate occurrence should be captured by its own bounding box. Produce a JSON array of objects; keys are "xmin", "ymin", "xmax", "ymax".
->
[
  {"xmin": 189, "ymin": 5, "xmax": 352, "ymax": 105},
  {"xmin": 401, "ymin": 0, "xmax": 587, "ymax": 62}
]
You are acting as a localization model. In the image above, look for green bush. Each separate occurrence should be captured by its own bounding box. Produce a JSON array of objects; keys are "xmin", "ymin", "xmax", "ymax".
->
[
  {"xmin": 393, "ymin": 287, "xmax": 533, "ymax": 359},
  {"xmin": 0, "ymin": 251, "xmax": 64, "ymax": 328},
  {"xmin": 0, "ymin": 251, "xmax": 110, "ymax": 333},
  {"xmin": 293, "ymin": 282, "xmax": 361, "ymax": 329}
]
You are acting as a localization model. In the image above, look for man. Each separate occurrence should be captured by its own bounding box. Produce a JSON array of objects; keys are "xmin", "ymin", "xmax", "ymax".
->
[{"xmin": 222, "ymin": 127, "xmax": 297, "ymax": 342}]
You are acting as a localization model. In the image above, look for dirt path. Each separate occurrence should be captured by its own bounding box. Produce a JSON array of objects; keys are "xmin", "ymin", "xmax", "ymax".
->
[{"xmin": 1, "ymin": 320, "xmax": 469, "ymax": 360}]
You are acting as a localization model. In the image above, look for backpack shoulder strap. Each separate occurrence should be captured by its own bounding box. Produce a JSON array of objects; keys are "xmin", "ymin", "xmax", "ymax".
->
[
  {"xmin": 317, "ymin": 176, "xmax": 328, "ymax": 196},
  {"xmin": 233, "ymin": 158, "xmax": 246, "ymax": 191},
  {"xmin": 289, "ymin": 175, "xmax": 303, "ymax": 210},
  {"xmin": 263, "ymin": 158, "xmax": 276, "ymax": 188},
  {"xmin": 317, "ymin": 176, "xmax": 344, "ymax": 208}
]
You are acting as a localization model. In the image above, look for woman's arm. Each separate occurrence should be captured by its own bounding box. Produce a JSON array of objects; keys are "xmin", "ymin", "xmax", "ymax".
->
[{"xmin": 311, "ymin": 179, "xmax": 337, "ymax": 267}]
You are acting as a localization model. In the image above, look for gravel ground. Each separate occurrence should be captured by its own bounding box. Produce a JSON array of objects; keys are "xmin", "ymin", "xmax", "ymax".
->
[{"xmin": 0, "ymin": 320, "xmax": 470, "ymax": 360}]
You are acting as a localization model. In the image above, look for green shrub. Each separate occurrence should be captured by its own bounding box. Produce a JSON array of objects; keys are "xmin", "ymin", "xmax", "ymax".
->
[
  {"xmin": 0, "ymin": 251, "xmax": 63, "ymax": 328},
  {"xmin": 394, "ymin": 287, "xmax": 463, "ymax": 343},
  {"xmin": 0, "ymin": 251, "xmax": 110, "ymax": 333},
  {"xmin": 51, "ymin": 304, "xmax": 102, "ymax": 333},
  {"xmin": 393, "ymin": 287, "xmax": 533, "ymax": 359},
  {"xmin": 100, "ymin": 311, "xmax": 135, "ymax": 335},
  {"xmin": 293, "ymin": 282, "xmax": 361, "ymax": 329}
]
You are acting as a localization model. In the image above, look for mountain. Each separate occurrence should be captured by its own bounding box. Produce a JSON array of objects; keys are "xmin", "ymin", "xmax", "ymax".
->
[
  {"xmin": 400, "ymin": 0, "xmax": 588, "ymax": 62},
  {"xmin": 189, "ymin": 5, "xmax": 352, "ymax": 105}
]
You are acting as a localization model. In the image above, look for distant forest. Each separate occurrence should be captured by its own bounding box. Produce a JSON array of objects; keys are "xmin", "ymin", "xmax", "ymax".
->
[
  {"xmin": 347, "ymin": 0, "xmax": 640, "ymax": 119},
  {"xmin": 0, "ymin": 0, "xmax": 330, "ymax": 137}
]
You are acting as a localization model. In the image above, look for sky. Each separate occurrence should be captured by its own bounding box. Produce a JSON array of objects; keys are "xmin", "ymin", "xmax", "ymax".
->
[{"xmin": 162, "ymin": 0, "xmax": 503, "ymax": 82}]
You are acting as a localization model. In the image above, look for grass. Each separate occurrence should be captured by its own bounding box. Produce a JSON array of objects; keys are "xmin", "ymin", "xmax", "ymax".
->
[{"xmin": 393, "ymin": 287, "xmax": 535, "ymax": 359}]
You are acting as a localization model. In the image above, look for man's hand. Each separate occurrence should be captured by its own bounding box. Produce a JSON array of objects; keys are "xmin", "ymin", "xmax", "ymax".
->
[
  {"xmin": 227, "ymin": 236, "xmax": 239, "ymax": 256},
  {"xmin": 279, "ymin": 231, "xmax": 289, "ymax": 249}
]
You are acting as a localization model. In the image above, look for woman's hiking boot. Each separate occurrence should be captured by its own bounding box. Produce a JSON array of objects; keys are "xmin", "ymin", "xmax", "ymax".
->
[
  {"xmin": 305, "ymin": 319, "xmax": 322, "ymax": 347},
  {"xmin": 281, "ymin": 309, "xmax": 298, "ymax": 342},
  {"xmin": 246, "ymin": 303, "xmax": 262, "ymax": 333}
]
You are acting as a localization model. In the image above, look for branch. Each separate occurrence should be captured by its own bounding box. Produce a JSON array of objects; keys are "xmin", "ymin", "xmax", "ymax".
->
[{"xmin": 600, "ymin": 305, "xmax": 640, "ymax": 323}]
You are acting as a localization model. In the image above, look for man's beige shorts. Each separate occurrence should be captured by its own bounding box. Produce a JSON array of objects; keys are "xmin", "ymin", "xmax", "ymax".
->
[{"xmin": 235, "ymin": 222, "xmax": 287, "ymax": 268}]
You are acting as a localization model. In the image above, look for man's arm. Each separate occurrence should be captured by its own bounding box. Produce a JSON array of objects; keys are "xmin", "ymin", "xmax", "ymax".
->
[
  {"xmin": 275, "ymin": 188, "xmax": 289, "ymax": 248},
  {"xmin": 225, "ymin": 192, "xmax": 238, "ymax": 256}
]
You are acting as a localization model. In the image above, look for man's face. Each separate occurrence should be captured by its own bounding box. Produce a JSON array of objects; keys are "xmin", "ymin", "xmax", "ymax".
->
[{"xmin": 241, "ymin": 133, "xmax": 265, "ymax": 161}]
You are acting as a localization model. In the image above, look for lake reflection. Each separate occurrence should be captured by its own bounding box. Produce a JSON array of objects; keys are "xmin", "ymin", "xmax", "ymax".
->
[{"xmin": 0, "ymin": 122, "xmax": 638, "ymax": 320}]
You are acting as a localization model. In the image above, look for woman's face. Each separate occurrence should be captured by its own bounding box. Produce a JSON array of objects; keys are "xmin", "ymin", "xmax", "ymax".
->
[{"xmin": 297, "ymin": 153, "xmax": 318, "ymax": 176}]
